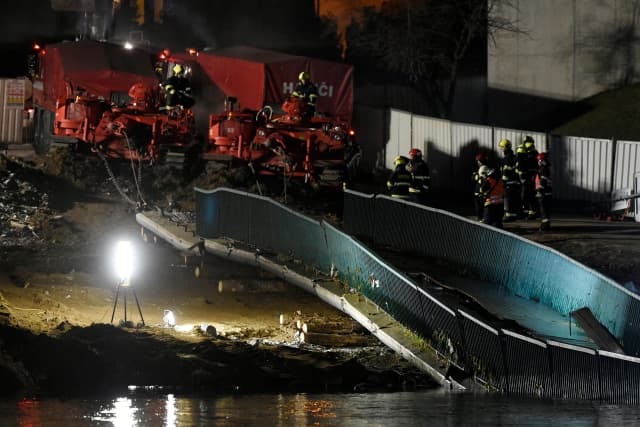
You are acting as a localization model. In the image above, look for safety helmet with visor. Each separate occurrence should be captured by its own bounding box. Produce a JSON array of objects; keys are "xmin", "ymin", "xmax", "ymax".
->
[
  {"xmin": 409, "ymin": 148, "xmax": 422, "ymax": 159},
  {"xmin": 499, "ymin": 139, "xmax": 511, "ymax": 150},
  {"xmin": 298, "ymin": 71, "xmax": 310, "ymax": 82},
  {"xmin": 478, "ymin": 165, "xmax": 492, "ymax": 178},
  {"xmin": 394, "ymin": 156, "xmax": 408, "ymax": 167}
]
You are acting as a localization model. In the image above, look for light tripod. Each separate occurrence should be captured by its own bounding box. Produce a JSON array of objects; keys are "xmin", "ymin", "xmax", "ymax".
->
[{"xmin": 111, "ymin": 279, "xmax": 145, "ymax": 327}]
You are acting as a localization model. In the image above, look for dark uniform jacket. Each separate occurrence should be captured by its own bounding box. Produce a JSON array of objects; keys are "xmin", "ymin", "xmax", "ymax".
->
[
  {"xmin": 387, "ymin": 165, "xmax": 412, "ymax": 199},
  {"xmin": 408, "ymin": 158, "xmax": 431, "ymax": 195},
  {"xmin": 164, "ymin": 75, "xmax": 193, "ymax": 108},
  {"xmin": 516, "ymin": 145, "xmax": 539, "ymax": 181},
  {"xmin": 292, "ymin": 81, "xmax": 319, "ymax": 106},
  {"xmin": 535, "ymin": 163, "xmax": 552, "ymax": 197},
  {"xmin": 501, "ymin": 148, "xmax": 519, "ymax": 185}
]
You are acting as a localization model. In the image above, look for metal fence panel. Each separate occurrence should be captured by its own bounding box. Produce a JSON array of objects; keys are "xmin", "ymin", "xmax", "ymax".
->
[
  {"xmin": 353, "ymin": 105, "xmax": 386, "ymax": 172},
  {"xmin": 412, "ymin": 114, "xmax": 452, "ymax": 192},
  {"xmin": 323, "ymin": 222, "xmax": 464, "ymax": 364},
  {"xmin": 598, "ymin": 350, "xmax": 640, "ymax": 405},
  {"xmin": 502, "ymin": 329, "xmax": 551, "ymax": 397},
  {"xmin": 195, "ymin": 188, "xmax": 221, "ymax": 238},
  {"xmin": 548, "ymin": 341, "xmax": 600, "ymax": 401},
  {"xmin": 494, "ymin": 128, "xmax": 548, "ymax": 152},
  {"xmin": 0, "ymin": 79, "xmax": 26, "ymax": 144},
  {"xmin": 250, "ymin": 199, "xmax": 330, "ymax": 271},
  {"xmin": 366, "ymin": 193, "xmax": 639, "ymax": 355},
  {"xmin": 214, "ymin": 190, "xmax": 252, "ymax": 243},
  {"xmin": 342, "ymin": 189, "xmax": 376, "ymax": 239},
  {"xmin": 549, "ymin": 135, "xmax": 613, "ymax": 201},
  {"xmin": 385, "ymin": 109, "xmax": 412, "ymax": 170},
  {"xmin": 459, "ymin": 310, "xmax": 507, "ymax": 391},
  {"xmin": 451, "ymin": 122, "xmax": 493, "ymax": 192},
  {"xmin": 613, "ymin": 140, "xmax": 640, "ymax": 193}
]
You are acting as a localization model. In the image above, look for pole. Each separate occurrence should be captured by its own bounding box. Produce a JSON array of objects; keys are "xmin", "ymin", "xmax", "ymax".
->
[
  {"xmin": 111, "ymin": 283, "xmax": 121, "ymax": 323},
  {"xmin": 111, "ymin": 280, "xmax": 145, "ymax": 326},
  {"xmin": 132, "ymin": 288, "xmax": 146, "ymax": 326}
]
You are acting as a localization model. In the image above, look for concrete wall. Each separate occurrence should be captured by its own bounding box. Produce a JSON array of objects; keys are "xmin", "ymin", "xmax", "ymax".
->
[{"xmin": 488, "ymin": 0, "xmax": 640, "ymax": 128}]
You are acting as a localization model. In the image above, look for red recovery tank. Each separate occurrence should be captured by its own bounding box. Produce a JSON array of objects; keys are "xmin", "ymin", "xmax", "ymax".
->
[
  {"xmin": 200, "ymin": 47, "xmax": 359, "ymax": 189},
  {"xmin": 206, "ymin": 95, "xmax": 358, "ymax": 189},
  {"xmin": 31, "ymin": 41, "xmax": 196, "ymax": 162}
]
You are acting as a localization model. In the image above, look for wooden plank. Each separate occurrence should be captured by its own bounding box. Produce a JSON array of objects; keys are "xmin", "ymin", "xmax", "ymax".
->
[{"xmin": 571, "ymin": 307, "xmax": 625, "ymax": 354}]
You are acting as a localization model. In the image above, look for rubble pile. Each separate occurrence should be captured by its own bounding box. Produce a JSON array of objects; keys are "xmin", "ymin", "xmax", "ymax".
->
[{"xmin": 0, "ymin": 160, "xmax": 52, "ymax": 246}]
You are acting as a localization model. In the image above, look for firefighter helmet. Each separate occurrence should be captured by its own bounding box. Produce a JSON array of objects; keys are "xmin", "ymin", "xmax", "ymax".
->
[
  {"xmin": 394, "ymin": 156, "xmax": 408, "ymax": 167},
  {"xmin": 522, "ymin": 135, "xmax": 535, "ymax": 150},
  {"xmin": 478, "ymin": 165, "xmax": 491, "ymax": 178},
  {"xmin": 409, "ymin": 148, "xmax": 422, "ymax": 158},
  {"xmin": 499, "ymin": 138, "xmax": 511, "ymax": 149},
  {"xmin": 475, "ymin": 152, "xmax": 487, "ymax": 164},
  {"xmin": 537, "ymin": 152, "xmax": 549, "ymax": 163},
  {"xmin": 298, "ymin": 71, "xmax": 310, "ymax": 82},
  {"xmin": 172, "ymin": 63, "xmax": 184, "ymax": 76}
]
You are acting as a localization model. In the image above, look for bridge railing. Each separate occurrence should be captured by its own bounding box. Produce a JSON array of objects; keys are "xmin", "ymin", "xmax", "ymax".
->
[{"xmin": 195, "ymin": 186, "xmax": 640, "ymax": 403}]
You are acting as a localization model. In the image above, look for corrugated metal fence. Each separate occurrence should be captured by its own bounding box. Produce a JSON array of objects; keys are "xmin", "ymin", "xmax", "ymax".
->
[
  {"xmin": 0, "ymin": 79, "xmax": 29, "ymax": 144},
  {"xmin": 386, "ymin": 109, "xmax": 640, "ymax": 201},
  {"xmin": 195, "ymin": 186, "xmax": 640, "ymax": 403}
]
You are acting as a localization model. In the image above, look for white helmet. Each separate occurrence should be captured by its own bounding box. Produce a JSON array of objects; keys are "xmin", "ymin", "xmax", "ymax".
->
[{"xmin": 478, "ymin": 165, "xmax": 491, "ymax": 178}]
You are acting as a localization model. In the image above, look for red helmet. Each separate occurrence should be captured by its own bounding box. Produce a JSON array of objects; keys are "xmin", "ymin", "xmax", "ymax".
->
[
  {"xmin": 537, "ymin": 152, "xmax": 548, "ymax": 162},
  {"xmin": 475, "ymin": 152, "xmax": 486, "ymax": 163},
  {"xmin": 409, "ymin": 148, "xmax": 422, "ymax": 158}
]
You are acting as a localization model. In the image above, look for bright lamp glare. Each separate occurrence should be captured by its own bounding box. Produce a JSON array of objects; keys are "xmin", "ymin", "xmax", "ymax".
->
[
  {"xmin": 115, "ymin": 241, "xmax": 134, "ymax": 282},
  {"xmin": 163, "ymin": 310, "xmax": 176, "ymax": 328},
  {"xmin": 124, "ymin": 42, "xmax": 134, "ymax": 50}
]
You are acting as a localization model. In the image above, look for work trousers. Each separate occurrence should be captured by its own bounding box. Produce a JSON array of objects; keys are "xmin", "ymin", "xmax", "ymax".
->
[{"xmin": 483, "ymin": 204, "xmax": 504, "ymax": 229}]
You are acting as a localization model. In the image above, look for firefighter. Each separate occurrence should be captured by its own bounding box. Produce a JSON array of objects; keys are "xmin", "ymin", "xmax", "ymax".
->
[
  {"xmin": 163, "ymin": 63, "xmax": 194, "ymax": 109},
  {"xmin": 499, "ymin": 138, "xmax": 523, "ymax": 221},
  {"xmin": 387, "ymin": 156, "xmax": 412, "ymax": 200},
  {"xmin": 516, "ymin": 135, "xmax": 539, "ymax": 219},
  {"xmin": 536, "ymin": 152, "xmax": 552, "ymax": 231},
  {"xmin": 407, "ymin": 148, "xmax": 431, "ymax": 205},
  {"xmin": 479, "ymin": 165, "xmax": 505, "ymax": 228},
  {"xmin": 472, "ymin": 152, "xmax": 488, "ymax": 221},
  {"xmin": 292, "ymin": 71, "xmax": 319, "ymax": 117}
]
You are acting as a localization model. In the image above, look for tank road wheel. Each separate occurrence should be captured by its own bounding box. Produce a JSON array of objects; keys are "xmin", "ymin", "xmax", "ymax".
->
[{"xmin": 33, "ymin": 108, "xmax": 53, "ymax": 155}]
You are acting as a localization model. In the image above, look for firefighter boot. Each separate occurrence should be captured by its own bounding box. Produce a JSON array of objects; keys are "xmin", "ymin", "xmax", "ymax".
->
[{"xmin": 539, "ymin": 219, "xmax": 551, "ymax": 232}]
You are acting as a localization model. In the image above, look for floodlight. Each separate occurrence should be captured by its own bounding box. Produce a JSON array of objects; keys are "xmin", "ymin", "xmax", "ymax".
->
[
  {"xmin": 163, "ymin": 310, "xmax": 176, "ymax": 328},
  {"xmin": 114, "ymin": 240, "xmax": 134, "ymax": 283},
  {"xmin": 124, "ymin": 42, "xmax": 134, "ymax": 50},
  {"xmin": 111, "ymin": 240, "xmax": 144, "ymax": 327}
]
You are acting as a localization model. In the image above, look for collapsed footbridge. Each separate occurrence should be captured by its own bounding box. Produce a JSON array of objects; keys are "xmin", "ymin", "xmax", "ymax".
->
[{"xmin": 137, "ymin": 187, "xmax": 640, "ymax": 404}]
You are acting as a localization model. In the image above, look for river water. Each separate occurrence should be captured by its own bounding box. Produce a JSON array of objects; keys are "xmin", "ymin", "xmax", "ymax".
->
[{"xmin": 2, "ymin": 389, "xmax": 640, "ymax": 426}]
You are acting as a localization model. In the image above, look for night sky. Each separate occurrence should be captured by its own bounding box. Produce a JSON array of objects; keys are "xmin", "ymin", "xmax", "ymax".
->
[{"xmin": 0, "ymin": 0, "xmax": 344, "ymax": 78}]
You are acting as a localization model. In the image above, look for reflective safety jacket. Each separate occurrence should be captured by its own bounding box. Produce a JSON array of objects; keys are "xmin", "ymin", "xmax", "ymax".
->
[
  {"xmin": 387, "ymin": 165, "xmax": 412, "ymax": 199},
  {"xmin": 516, "ymin": 144, "xmax": 539, "ymax": 181},
  {"xmin": 472, "ymin": 168, "xmax": 484, "ymax": 199},
  {"xmin": 292, "ymin": 81, "xmax": 319, "ymax": 106},
  {"xmin": 501, "ymin": 148, "xmax": 520, "ymax": 186},
  {"xmin": 535, "ymin": 163, "xmax": 552, "ymax": 197},
  {"xmin": 407, "ymin": 158, "xmax": 431, "ymax": 194},
  {"xmin": 481, "ymin": 176, "xmax": 505, "ymax": 206}
]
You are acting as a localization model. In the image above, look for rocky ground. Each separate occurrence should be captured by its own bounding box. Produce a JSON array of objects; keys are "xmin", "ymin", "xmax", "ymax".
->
[
  {"xmin": 0, "ymin": 145, "xmax": 639, "ymax": 397},
  {"xmin": 0, "ymin": 147, "xmax": 436, "ymax": 397}
]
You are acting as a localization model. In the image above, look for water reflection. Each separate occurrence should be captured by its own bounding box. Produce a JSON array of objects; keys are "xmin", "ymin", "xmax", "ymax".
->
[
  {"xmin": 6, "ymin": 390, "xmax": 640, "ymax": 426},
  {"xmin": 165, "ymin": 394, "xmax": 176, "ymax": 426},
  {"xmin": 93, "ymin": 397, "xmax": 137, "ymax": 426}
]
